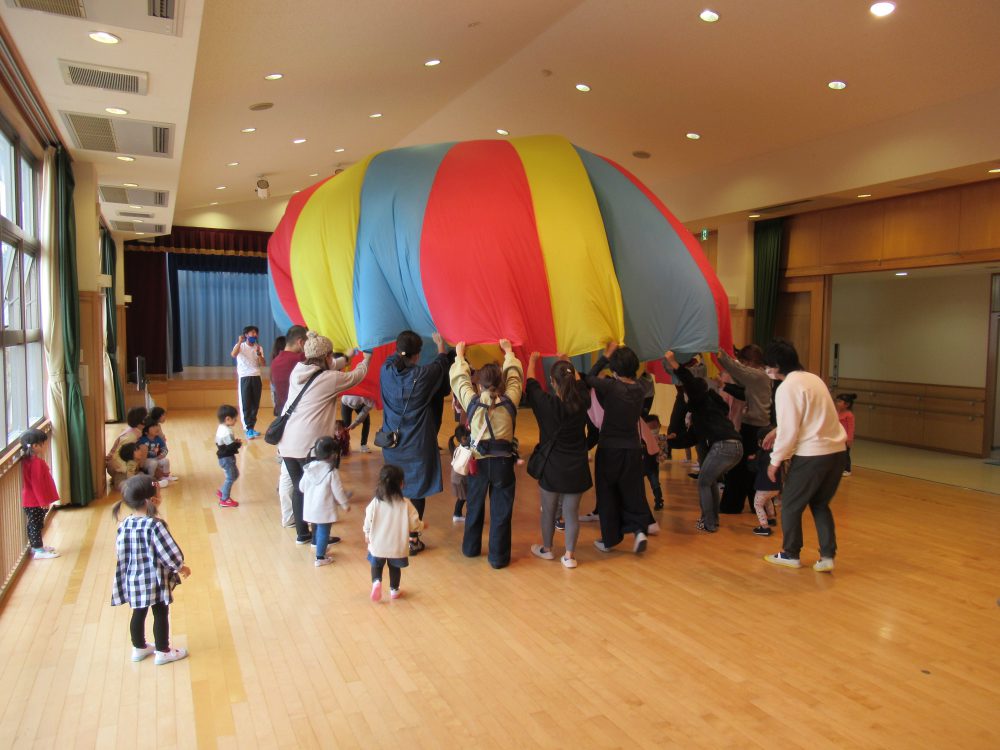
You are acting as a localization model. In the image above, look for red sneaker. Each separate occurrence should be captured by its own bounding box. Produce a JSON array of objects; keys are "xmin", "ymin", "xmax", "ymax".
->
[{"xmin": 218, "ymin": 498, "xmax": 239, "ymax": 508}]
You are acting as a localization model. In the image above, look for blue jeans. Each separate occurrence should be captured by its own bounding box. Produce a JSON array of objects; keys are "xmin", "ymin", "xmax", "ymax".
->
[
  {"xmin": 218, "ymin": 456, "xmax": 239, "ymax": 500},
  {"xmin": 313, "ymin": 523, "xmax": 332, "ymax": 558},
  {"xmin": 698, "ymin": 440, "xmax": 743, "ymax": 530},
  {"xmin": 463, "ymin": 457, "xmax": 515, "ymax": 568}
]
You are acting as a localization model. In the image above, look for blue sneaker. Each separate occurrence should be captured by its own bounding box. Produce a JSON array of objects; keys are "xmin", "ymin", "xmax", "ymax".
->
[{"xmin": 246, "ymin": 429, "xmax": 258, "ymax": 439}]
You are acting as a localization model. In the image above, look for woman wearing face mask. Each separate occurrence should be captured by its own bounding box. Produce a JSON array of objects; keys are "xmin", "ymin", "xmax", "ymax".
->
[
  {"xmin": 664, "ymin": 350, "xmax": 743, "ymax": 533},
  {"xmin": 231, "ymin": 325, "xmax": 266, "ymax": 438},
  {"xmin": 279, "ymin": 331, "xmax": 371, "ymax": 544}
]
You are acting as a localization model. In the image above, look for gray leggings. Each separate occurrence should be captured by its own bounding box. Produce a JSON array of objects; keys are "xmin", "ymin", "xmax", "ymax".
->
[{"xmin": 540, "ymin": 489, "xmax": 581, "ymax": 553}]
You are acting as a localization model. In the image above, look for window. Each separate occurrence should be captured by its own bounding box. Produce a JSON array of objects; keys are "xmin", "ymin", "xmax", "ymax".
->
[{"xmin": 0, "ymin": 119, "xmax": 42, "ymax": 447}]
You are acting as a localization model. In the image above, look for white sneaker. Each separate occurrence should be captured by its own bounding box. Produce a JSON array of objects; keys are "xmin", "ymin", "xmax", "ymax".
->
[
  {"xmin": 842, "ymin": 471, "xmax": 852, "ymax": 477},
  {"xmin": 646, "ymin": 522, "xmax": 660, "ymax": 536},
  {"xmin": 593, "ymin": 539, "xmax": 613, "ymax": 552},
  {"xmin": 579, "ymin": 512, "xmax": 599, "ymax": 523},
  {"xmin": 32, "ymin": 548, "xmax": 59, "ymax": 559},
  {"xmin": 813, "ymin": 557, "xmax": 835, "ymax": 573},
  {"xmin": 314, "ymin": 556, "xmax": 334, "ymax": 567},
  {"xmin": 358, "ymin": 445, "xmax": 372, "ymax": 454},
  {"xmin": 168, "ymin": 475, "xmax": 180, "ymax": 482},
  {"xmin": 131, "ymin": 644, "xmax": 155, "ymax": 662},
  {"xmin": 633, "ymin": 532, "xmax": 648, "ymax": 554},
  {"xmin": 561, "ymin": 555, "xmax": 578, "ymax": 569},
  {"xmin": 452, "ymin": 515, "xmax": 465, "ymax": 523},
  {"xmin": 764, "ymin": 552, "xmax": 802, "ymax": 569},
  {"xmin": 157, "ymin": 479, "xmax": 170, "ymax": 488},
  {"xmin": 154, "ymin": 648, "xmax": 188, "ymax": 665},
  {"xmin": 531, "ymin": 544, "xmax": 554, "ymax": 560}
]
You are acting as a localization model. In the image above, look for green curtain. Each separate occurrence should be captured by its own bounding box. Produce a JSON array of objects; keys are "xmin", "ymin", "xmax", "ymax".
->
[
  {"xmin": 752, "ymin": 218, "xmax": 785, "ymax": 347},
  {"xmin": 100, "ymin": 226, "xmax": 125, "ymax": 421},
  {"xmin": 56, "ymin": 147, "xmax": 94, "ymax": 506}
]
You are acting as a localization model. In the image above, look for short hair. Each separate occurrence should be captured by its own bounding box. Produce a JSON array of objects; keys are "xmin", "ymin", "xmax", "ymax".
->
[
  {"xmin": 242, "ymin": 325, "xmax": 259, "ymax": 336},
  {"xmin": 119, "ymin": 442, "xmax": 138, "ymax": 462},
  {"xmin": 608, "ymin": 346, "xmax": 640, "ymax": 379},
  {"xmin": 763, "ymin": 338, "xmax": 804, "ymax": 375},
  {"xmin": 217, "ymin": 404, "xmax": 238, "ymax": 422},
  {"xmin": 285, "ymin": 324, "xmax": 308, "ymax": 344},
  {"xmin": 738, "ymin": 344, "xmax": 764, "ymax": 367},
  {"xmin": 141, "ymin": 417, "xmax": 161, "ymax": 434},
  {"xmin": 126, "ymin": 406, "xmax": 148, "ymax": 428},
  {"xmin": 149, "ymin": 406, "xmax": 166, "ymax": 422}
]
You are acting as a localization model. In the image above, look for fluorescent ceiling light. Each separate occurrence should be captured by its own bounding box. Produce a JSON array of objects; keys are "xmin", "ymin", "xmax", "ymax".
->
[{"xmin": 89, "ymin": 31, "xmax": 120, "ymax": 44}]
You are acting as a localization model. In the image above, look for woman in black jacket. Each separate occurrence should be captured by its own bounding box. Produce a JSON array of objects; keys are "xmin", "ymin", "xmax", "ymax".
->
[{"xmin": 525, "ymin": 353, "xmax": 596, "ymax": 568}]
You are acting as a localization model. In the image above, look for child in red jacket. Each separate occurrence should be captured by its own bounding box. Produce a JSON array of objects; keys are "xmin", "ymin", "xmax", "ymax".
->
[{"xmin": 21, "ymin": 429, "xmax": 60, "ymax": 559}]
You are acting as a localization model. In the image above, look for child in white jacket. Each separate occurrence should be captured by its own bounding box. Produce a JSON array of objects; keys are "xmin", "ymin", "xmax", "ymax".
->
[
  {"xmin": 300, "ymin": 436, "xmax": 352, "ymax": 567},
  {"xmin": 363, "ymin": 465, "xmax": 422, "ymax": 602}
]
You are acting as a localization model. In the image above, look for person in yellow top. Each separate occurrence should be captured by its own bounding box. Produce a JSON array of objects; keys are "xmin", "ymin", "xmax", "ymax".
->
[{"xmin": 449, "ymin": 339, "xmax": 523, "ymax": 569}]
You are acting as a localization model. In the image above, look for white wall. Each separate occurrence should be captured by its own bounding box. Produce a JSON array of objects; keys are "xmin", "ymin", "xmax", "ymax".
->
[{"xmin": 830, "ymin": 270, "xmax": 992, "ymax": 387}]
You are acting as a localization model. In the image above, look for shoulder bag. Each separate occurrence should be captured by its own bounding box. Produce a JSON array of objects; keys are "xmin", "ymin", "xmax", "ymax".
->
[
  {"xmin": 374, "ymin": 370, "xmax": 420, "ymax": 449},
  {"xmin": 264, "ymin": 370, "xmax": 323, "ymax": 445}
]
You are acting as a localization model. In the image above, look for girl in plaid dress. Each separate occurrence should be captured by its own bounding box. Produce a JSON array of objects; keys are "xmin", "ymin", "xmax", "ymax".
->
[{"xmin": 111, "ymin": 475, "xmax": 191, "ymax": 665}]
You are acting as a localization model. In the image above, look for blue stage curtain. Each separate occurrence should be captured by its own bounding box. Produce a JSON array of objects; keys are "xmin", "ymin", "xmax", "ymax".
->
[{"xmin": 176, "ymin": 265, "xmax": 284, "ymax": 367}]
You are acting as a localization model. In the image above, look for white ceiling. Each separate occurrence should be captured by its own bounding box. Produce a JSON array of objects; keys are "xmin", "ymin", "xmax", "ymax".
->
[{"xmin": 2, "ymin": 0, "xmax": 999, "ymax": 239}]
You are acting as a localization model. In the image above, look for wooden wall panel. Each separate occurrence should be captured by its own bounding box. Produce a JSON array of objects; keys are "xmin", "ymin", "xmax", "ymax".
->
[
  {"xmin": 882, "ymin": 189, "xmax": 962, "ymax": 260},
  {"xmin": 819, "ymin": 202, "xmax": 884, "ymax": 266},
  {"xmin": 959, "ymin": 180, "xmax": 1000, "ymax": 253},
  {"xmin": 78, "ymin": 291, "xmax": 107, "ymax": 497},
  {"xmin": 784, "ymin": 211, "xmax": 822, "ymax": 269}
]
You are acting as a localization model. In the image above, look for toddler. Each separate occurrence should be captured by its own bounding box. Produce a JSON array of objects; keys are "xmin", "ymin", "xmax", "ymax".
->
[
  {"xmin": 748, "ymin": 426, "xmax": 781, "ymax": 536},
  {"xmin": 642, "ymin": 414, "xmax": 665, "ymax": 510},
  {"xmin": 363, "ymin": 465, "xmax": 422, "ymax": 602},
  {"xmin": 109, "ymin": 442, "xmax": 145, "ymax": 491},
  {"xmin": 448, "ymin": 425, "xmax": 470, "ymax": 522},
  {"xmin": 111, "ymin": 475, "xmax": 190, "ymax": 665},
  {"xmin": 215, "ymin": 405, "xmax": 242, "ymax": 508},
  {"xmin": 138, "ymin": 417, "xmax": 172, "ymax": 487},
  {"xmin": 300, "ymin": 435, "xmax": 352, "ymax": 566},
  {"xmin": 106, "ymin": 406, "xmax": 147, "ymax": 478},
  {"xmin": 148, "ymin": 407, "xmax": 179, "ymax": 481},
  {"xmin": 836, "ymin": 393, "xmax": 857, "ymax": 476},
  {"xmin": 332, "ymin": 419, "xmax": 352, "ymax": 458},
  {"xmin": 20, "ymin": 429, "xmax": 60, "ymax": 559}
]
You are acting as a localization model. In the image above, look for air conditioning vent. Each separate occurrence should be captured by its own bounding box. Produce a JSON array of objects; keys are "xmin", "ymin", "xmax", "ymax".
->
[
  {"xmin": 99, "ymin": 186, "xmax": 129, "ymax": 204},
  {"xmin": 11, "ymin": 0, "xmax": 84, "ymax": 17},
  {"xmin": 65, "ymin": 113, "xmax": 117, "ymax": 152},
  {"xmin": 112, "ymin": 220, "xmax": 165, "ymax": 234},
  {"xmin": 100, "ymin": 185, "xmax": 171, "ymax": 207},
  {"xmin": 60, "ymin": 60, "xmax": 149, "ymax": 95},
  {"xmin": 112, "ymin": 221, "xmax": 136, "ymax": 232},
  {"xmin": 152, "ymin": 126, "xmax": 170, "ymax": 155},
  {"xmin": 119, "ymin": 211, "xmax": 154, "ymax": 219},
  {"xmin": 147, "ymin": 0, "xmax": 175, "ymax": 19},
  {"xmin": 153, "ymin": 191, "xmax": 168, "ymax": 207}
]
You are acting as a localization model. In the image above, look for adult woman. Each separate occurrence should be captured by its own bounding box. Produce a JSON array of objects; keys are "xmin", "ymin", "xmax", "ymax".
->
[
  {"xmin": 380, "ymin": 330, "xmax": 449, "ymax": 554},
  {"xmin": 585, "ymin": 342, "xmax": 653, "ymax": 555},
  {"xmin": 279, "ymin": 332, "xmax": 370, "ymax": 544},
  {"xmin": 762, "ymin": 339, "xmax": 846, "ymax": 572},
  {"xmin": 664, "ymin": 350, "xmax": 743, "ymax": 533},
  {"xmin": 450, "ymin": 339, "xmax": 523, "ymax": 569},
  {"xmin": 525, "ymin": 353, "xmax": 595, "ymax": 568}
]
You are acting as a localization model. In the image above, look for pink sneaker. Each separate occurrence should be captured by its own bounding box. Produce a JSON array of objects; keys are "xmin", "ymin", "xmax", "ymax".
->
[
  {"xmin": 390, "ymin": 588, "xmax": 402, "ymax": 600},
  {"xmin": 370, "ymin": 580, "xmax": 382, "ymax": 602},
  {"xmin": 218, "ymin": 498, "xmax": 239, "ymax": 508}
]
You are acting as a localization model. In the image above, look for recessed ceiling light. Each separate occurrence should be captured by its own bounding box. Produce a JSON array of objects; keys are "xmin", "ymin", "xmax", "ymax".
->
[
  {"xmin": 249, "ymin": 102, "xmax": 273, "ymax": 112},
  {"xmin": 215, "ymin": 186, "xmax": 227, "ymax": 190},
  {"xmin": 334, "ymin": 147, "xmax": 345, "ymax": 153},
  {"xmin": 123, "ymin": 182, "xmax": 138, "ymax": 188},
  {"xmin": 857, "ymin": 193, "xmax": 872, "ymax": 198},
  {"xmin": 989, "ymin": 168, "xmax": 1000, "ymax": 174},
  {"xmin": 105, "ymin": 107, "xmax": 128, "ymax": 115},
  {"xmin": 748, "ymin": 214, "xmax": 762, "ymax": 219},
  {"xmin": 128, "ymin": 204, "xmax": 142, "ymax": 209},
  {"xmin": 424, "ymin": 59, "xmax": 441, "ymax": 67},
  {"xmin": 241, "ymin": 127, "xmax": 256, "ymax": 134},
  {"xmin": 210, "ymin": 202, "xmax": 219, "ymax": 206},
  {"xmin": 293, "ymin": 190, "xmax": 301, "ymax": 194},
  {"xmin": 895, "ymin": 271, "xmax": 908, "ymax": 276},
  {"xmin": 226, "ymin": 161, "xmax": 239, "ymax": 167},
  {"xmin": 870, "ymin": 2, "xmax": 895, "ymax": 17},
  {"xmin": 828, "ymin": 80, "xmax": 848, "ymax": 90},
  {"xmin": 309, "ymin": 172, "xmax": 319, "ymax": 177},
  {"xmin": 369, "ymin": 113, "xmax": 383, "ymax": 119},
  {"xmin": 496, "ymin": 129, "xmax": 510, "ymax": 136},
  {"xmin": 292, "ymin": 138, "xmax": 307, "ymax": 144},
  {"xmin": 575, "ymin": 83, "xmax": 591, "ymax": 92},
  {"xmin": 89, "ymin": 31, "xmax": 120, "ymax": 44},
  {"xmin": 116, "ymin": 155, "xmax": 135, "ymax": 162},
  {"xmin": 699, "ymin": 9, "xmax": 720, "ymax": 23},
  {"xmin": 686, "ymin": 132, "xmax": 701, "ymax": 140},
  {"xmin": 264, "ymin": 73, "xmax": 283, "ymax": 80},
  {"xmin": 135, "ymin": 232, "xmax": 145, "ymax": 235}
]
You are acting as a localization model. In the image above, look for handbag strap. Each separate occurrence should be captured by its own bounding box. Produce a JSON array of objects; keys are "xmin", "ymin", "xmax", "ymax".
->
[
  {"xmin": 387, "ymin": 370, "xmax": 420, "ymax": 432},
  {"xmin": 283, "ymin": 369, "xmax": 324, "ymax": 418}
]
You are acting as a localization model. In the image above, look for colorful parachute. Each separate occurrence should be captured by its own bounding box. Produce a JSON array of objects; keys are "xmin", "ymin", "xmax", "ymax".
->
[{"xmin": 268, "ymin": 135, "xmax": 730, "ymax": 398}]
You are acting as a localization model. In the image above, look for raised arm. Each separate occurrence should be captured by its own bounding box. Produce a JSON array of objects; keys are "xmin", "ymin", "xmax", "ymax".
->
[
  {"xmin": 498, "ymin": 339, "xmax": 523, "ymax": 404},
  {"xmin": 448, "ymin": 341, "xmax": 477, "ymax": 411}
]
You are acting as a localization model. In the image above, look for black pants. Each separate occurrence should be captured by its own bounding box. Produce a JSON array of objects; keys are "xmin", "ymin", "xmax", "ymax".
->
[
  {"xmin": 131, "ymin": 602, "xmax": 169, "ymax": 651},
  {"xmin": 283, "ymin": 456, "xmax": 311, "ymax": 541},
  {"xmin": 845, "ymin": 446, "xmax": 852, "ymax": 472},
  {"xmin": 720, "ymin": 422, "xmax": 766, "ymax": 514},
  {"xmin": 643, "ymin": 456, "xmax": 662, "ymax": 502},
  {"xmin": 239, "ymin": 375, "xmax": 263, "ymax": 430},
  {"xmin": 595, "ymin": 444, "xmax": 652, "ymax": 547},
  {"xmin": 340, "ymin": 403, "xmax": 371, "ymax": 446},
  {"xmin": 780, "ymin": 452, "xmax": 845, "ymax": 559},
  {"xmin": 463, "ymin": 457, "xmax": 515, "ymax": 567},
  {"xmin": 24, "ymin": 506, "xmax": 47, "ymax": 549},
  {"xmin": 371, "ymin": 558, "xmax": 402, "ymax": 589}
]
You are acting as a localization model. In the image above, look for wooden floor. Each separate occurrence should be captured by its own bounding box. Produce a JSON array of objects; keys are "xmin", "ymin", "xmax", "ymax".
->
[{"xmin": 1, "ymin": 409, "xmax": 998, "ymax": 749}]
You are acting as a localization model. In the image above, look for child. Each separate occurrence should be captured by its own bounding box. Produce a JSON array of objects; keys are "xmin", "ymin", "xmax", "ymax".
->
[
  {"xmin": 363, "ymin": 465, "xmax": 422, "ymax": 602},
  {"xmin": 148, "ymin": 407, "xmax": 179, "ymax": 481},
  {"xmin": 138, "ymin": 418, "xmax": 172, "ymax": 487},
  {"xmin": 836, "ymin": 393, "xmax": 857, "ymax": 476},
  {"xmin": 748, "ymin": 426, "xmax": 781, "ymax": 535},
  {"xmin": 106, "ymin": 406, "xmax": 147, "ymax": 478},
  {"xmin": 20, "ymin": 429, "xmax": 60, "ymax": 559},
  {"xmin": 215, "ymin": 405, "xmax": 241, "ymax": 508},
  {"xmin": 230, "ymin": 326, "xmax": 265, "ymax": 439},
  {"xmin": 109, "ymin": 442, "xmax": 143, "ymax": 491},
  {"xmin": 340, "ymin": 394, "xmax": 375, "ymax": 453},
  {"xmin": 642, "ymin": 414, "xmax": 665, "ymax": 510},
  {"xmin": 300, "ymin": 436, "xmax": 352, "ymax": 566},
  {"xmin": 332, "ymin": 419, "xmax": 352, "ymax": 458},
  {"xmin": 111, "ymin": 475, "xmax": 190, "ymax": 665},
  {"xmin": 448, "ymin": 425, "xmax": 470, "ymax": 522}
]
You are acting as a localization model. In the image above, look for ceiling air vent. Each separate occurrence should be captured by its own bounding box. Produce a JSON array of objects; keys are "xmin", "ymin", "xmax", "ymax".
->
[
  {"xmin": 153, "ymin": 191, "xmax": 168, "ymax": 206},
  {"xmin": 10, "ymin": 0, "xmax": 84, "ymax": 17},
  {"xmin": 60, "ymin": 60, "xmax": 149, "ymax": 95},
  {"xmin": 148, "ymin": 0, "xmax": 175, "ymax": 19},
  {"xmin": 152, "ymin": 126, "xmax": 170, "ymax": 155},
  {"xmin": 99, "ymin": 186, "xmax": 171, "ymax": 206},
  {"xmin": 62, "ymin": 112, "xmax": 174, "ymax": 157},
  {"xmin": 112, "ymin": 220, "xmax": 136, "ymax": 232},
  {"xmin": 118, "ymin": 211, "xmax": 154, "ymax": 219},
  {"xmin": 64, "ymin": 113, "xmax": 117, "ymax": 152},
  {"xmin": 99, "ymin": 186, "xmax": 129, "ymax": 204},
  {"xmin": 111, "ymin": 221, "xmax": 165, "ymax": 234}
]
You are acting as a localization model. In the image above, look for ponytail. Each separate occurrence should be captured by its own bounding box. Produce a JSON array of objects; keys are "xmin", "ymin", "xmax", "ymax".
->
[{"xmin": 550, "ymin": 361, "xmax": 586, "ymax": 413}]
